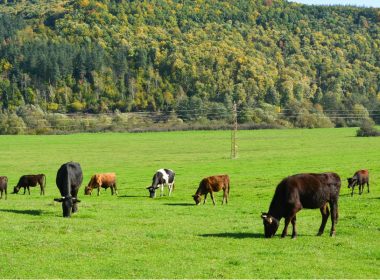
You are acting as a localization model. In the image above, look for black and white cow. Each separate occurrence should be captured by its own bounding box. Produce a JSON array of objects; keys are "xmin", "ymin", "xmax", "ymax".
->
[{"xmin": 146, "ymin": 169, "xmax": 175, "ymax": 198}]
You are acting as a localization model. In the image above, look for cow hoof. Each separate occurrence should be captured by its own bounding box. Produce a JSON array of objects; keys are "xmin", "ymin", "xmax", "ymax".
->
[
  {"xmin": 291, "ymin": 235, "xmax": 297, "ymax": 239},
  {"xmin": 330, "ymin": 231, "xmax": 336, "ymax": 237},
  {"xmin": 317, "ymin": 232, "xmax": 323, "ymax": 236}
]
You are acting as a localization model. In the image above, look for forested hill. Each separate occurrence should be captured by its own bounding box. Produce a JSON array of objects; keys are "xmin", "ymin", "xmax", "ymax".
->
[{"xmin": 0, "ymin": 0, "xmax": 379, "ymax": 128}]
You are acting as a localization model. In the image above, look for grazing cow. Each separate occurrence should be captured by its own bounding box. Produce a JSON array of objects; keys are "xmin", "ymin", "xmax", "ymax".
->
[
  {"xmin": 84, "ymin": 173, "xmax": 117, "ymax": 196},
  {"xmin": 54, "ymin": 162, "xmax": 83, "ymax": 218},
  {"xmin": 192, "ymin": 174, "xmax": 230, "ymax": 205},
  {"xmin": 347, "ymin": 170, "xmax": 369, "ymax": 196},
  {"xmin": 146, "ymin": 169, "xmax": 175, "ymax": 198},
  {"xmin": 261, "ymin": 172, "xmax": 341, "ymax": 239},
  {"xmin": 13, "ymin": 174, "xmax": 46, "ymax": 195},
  {"xmin": 0, "ymin": 176, "xmax": 7, "ymax": 200}
]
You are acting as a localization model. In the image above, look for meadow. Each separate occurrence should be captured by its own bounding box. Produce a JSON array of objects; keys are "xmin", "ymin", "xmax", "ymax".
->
[{"xmin": 0, "ymin": 128, "xmax": 379, "ymax": 278}]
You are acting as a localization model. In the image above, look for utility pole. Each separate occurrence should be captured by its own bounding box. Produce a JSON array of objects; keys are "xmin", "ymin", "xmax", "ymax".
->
[{"xmin": 231, "ymin": 102, "xmax": 238, "ymax": 159}]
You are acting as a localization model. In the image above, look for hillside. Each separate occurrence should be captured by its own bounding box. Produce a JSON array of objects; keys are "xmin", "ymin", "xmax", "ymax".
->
[{"xmin": 0, "ymin": 0, "xmax": 379, "ymax": 131}]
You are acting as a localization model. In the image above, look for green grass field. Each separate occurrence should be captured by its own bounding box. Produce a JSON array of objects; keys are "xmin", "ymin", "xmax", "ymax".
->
[{"xmin": 0, "ymin": 128, "xmax": 379, "ymax": 278}]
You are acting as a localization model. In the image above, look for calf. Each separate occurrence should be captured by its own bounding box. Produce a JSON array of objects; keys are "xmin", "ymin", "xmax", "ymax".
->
[
  {"xmin": 84, "ymin": 173, "xmax": 117, "ymax": 196},
  {"xmin": 54, "ymin": 162, "xmax": 83, "ymax": 217},
  {"xmin": 261, "ymin": 172, "xmax": 341, "ymax": 239},
  {"xmin": 0, "ymin": 176, "xmax": 7, "ymax": 200},
  {"xmin": 13, "ymin": 174, "xmax": 46, "ymax": 195},
  {"xmin": 347, "ymin": 170, "xmax": 369, "ymax": 196},
  {"xmin": 146, "ymin": 169, "xmax": 175, "ymax": 198},
  {"xmin": 192, "ymin": 174, "xmax": 230, "ymax": 205}
]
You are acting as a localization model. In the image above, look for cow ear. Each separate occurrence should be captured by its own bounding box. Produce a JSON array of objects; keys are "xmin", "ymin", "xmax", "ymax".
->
[
  {"xmin": 72, "ymin": 198, "xmax": 81, "ymax": 203},
  {"xmin": 146, "ymin": 186, "xmax": 151, "ymax": 190},
  {"xmin": 261, "ymin": 213, "xmax": 267, "ymax": 219},
  {"xmin": 54, "ymin": 198, "xmax": 63, "ymax": 202}
]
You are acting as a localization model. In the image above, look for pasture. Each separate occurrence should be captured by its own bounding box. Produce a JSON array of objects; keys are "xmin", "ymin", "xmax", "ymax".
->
[{"xmin": 0, "ymin": 128, "xmax": 379, "ymax": 278}]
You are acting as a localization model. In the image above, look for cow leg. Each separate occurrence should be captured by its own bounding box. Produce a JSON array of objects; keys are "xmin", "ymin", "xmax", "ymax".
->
[
  {"xmin": 23, "ymin": 187, "xmax": 26, "ymax": 195},
  {"xmin": 367, "ymin": 181, "xmax": 370, "ymax": 193},
  {"xmin": 0, "ymin": 190, "xmax": 2, "ymax": 199},
  {"xmin": 210, "ymin": 191, "xmax": 216, "ymax": 206},
  {"xmin": 203, "ymin": 193, "xmax": 208, "ymax": 204},
  {"xmin": 168, "ymin": 183, "xmax": 173, "ymax": 196},
  {"xmin": 318, "ymin": 203, "xmax": 330, "ymax": 236},
  {"xmin": 97, "ymin": 184, "xmax": 101, "ymax": 196},
  {"xmin": 291, "ymin": 215, "xmax": 297, "ymax": 239},
  {"xmin": 351, "ymin": 185, "xmax": 355, "ymax": 196},
  {"xmin": 157, "ymin": 184, "xmax": 162, "ymax": 197},
  {"xmin": 329, "ymin": 201, "xmax": 338, "ymax": 237},
  {"xmin": 359, "ymin": 184, "xmax": 363, "ymax": 195},
  {"xmin": 222, "ymin": 189, "xmax": 227, "ymax": 205},
  {"xmin": 281, "ymin": 217, "xmax": 291, "ymax": 238}
]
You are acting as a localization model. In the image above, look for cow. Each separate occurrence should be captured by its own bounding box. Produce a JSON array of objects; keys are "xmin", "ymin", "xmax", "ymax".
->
[
  {"xmin": 13, "ymin": 174, "xmax": 46, "ymax": 195},
  {"xmin": 261, "ymin": 172, "xmax": 341, "ymax": 239},
  {"xmin": 84, "ymin": 173, "xmax": 117, "ymax": 196},
  {"xmin": 0, "ymin": 176, "xmax": 7, "ymax": 200},
  {"xmin": 146, "ymin": 169, "xmax": 175, "ymax": 198},
  {"xmin": 192, "ymin": 174, "xmax": 230, "ymax": 205},
  {"xmin": 347, "ymin": 170, "xmax": 369, "ymax": 196},
  {"xmin": 54, "ymin": 162, "xmax": 83, "ymax": 218}
]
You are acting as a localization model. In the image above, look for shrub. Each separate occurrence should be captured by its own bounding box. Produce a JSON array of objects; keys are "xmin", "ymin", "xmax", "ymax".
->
[{"xmin": 356, "ymin": 119, "xmax": 380, "ymax": 137}]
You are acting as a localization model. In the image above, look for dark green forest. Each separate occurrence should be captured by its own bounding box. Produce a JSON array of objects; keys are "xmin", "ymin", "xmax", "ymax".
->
[{"xmin": 0, "ymin": 0, "xmax": 379, "ymax": 133}]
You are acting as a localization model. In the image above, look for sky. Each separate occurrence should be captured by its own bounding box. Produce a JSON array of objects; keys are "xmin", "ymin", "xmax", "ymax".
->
[{"xmin": 290, "ymin": 0, "xmax": 380, "ymax": 8}]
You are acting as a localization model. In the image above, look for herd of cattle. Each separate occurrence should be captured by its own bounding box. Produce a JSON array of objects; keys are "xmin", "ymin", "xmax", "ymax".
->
[{"xmin": 0, "ymin": 162, "xmax": 370, "ymax": 238}]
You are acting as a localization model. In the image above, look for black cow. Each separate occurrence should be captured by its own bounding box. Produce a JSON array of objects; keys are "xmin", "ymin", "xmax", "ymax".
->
[
  {"xmin": 0, "ymin": 176, "xmax": 7, "ymax": 200},
  {"xmin": 13, "ymin": 174, "xmax": 46, "ymax": 195},
  {"xmin": 347, "ymin": 169, "xmax": 369, "ymax": 196},
  {"xmin": 146, "ymin": 169, "xmax": 175, "ymax": 198},
  {"xmin": 54, "ymin": 162, "xmax": 83, "ymax": 217},
  {"xmin": 261, "ymin": 173, "xmax": 341, "ymax": 239}
]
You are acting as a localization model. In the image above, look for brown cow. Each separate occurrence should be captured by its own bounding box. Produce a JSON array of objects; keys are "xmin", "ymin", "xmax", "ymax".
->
[
  {"xmin": 261, "ymin": 172, "xmax": 341, "ymax": 239},
  {"xmin": 347, "ymin": 170, "xmax": 369, "ymax": 196},
  {"xmin": 192, "ymin": 175, "xmax": 230, "ymax": 205},
  {"xmin": 0, "ymin": 176, "xmax": 8, "ymax": 200},
  {"xmin": 84, "ymin": 173, "xmax": 117, "ymax": 196},
  {"xmin": 13, "ymin": 174, "xmax": 46, "ymax": 195}
]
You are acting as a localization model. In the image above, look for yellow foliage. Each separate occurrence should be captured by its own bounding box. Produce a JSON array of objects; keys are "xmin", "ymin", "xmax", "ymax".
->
[
  {"xmin": 79, "ymin": 0, "xmax": 90, "ymax": 8},
  {"xmin": 47, "ymin": 103, "xmax": 59, "ymax": 112}
]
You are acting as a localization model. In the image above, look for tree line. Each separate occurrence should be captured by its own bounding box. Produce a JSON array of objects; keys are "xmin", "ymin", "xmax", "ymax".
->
[{"xmin": 0, "ymin": 0, "xmax": 379, "ymax": 133}]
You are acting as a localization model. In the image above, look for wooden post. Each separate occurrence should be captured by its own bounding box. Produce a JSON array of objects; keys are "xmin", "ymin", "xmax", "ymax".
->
[{"xmin": 231, "ymin": 102, "xmax": 238, "ymax": 159}]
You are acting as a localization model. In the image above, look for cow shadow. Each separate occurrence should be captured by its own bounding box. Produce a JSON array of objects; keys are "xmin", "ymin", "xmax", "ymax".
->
[
  {"xmin": 117, "ymin": 195, "xmax": 146, "ymax": 198},
  {"xmin": 0, "ymin": 209, "xmax": 43, "ymax": 216},
  {"xmin": 199, "ymin": 232, "xmax": 263, "ymax": 239},
  {"xmin": 163, "ymin": 203, "xmax": 194, "ymax": 206}
]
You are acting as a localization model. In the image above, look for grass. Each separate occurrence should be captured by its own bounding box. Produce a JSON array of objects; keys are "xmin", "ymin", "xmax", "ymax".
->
[{"xmin": 0, "ymin": 128, "xmax": 379, "ymax": 278}]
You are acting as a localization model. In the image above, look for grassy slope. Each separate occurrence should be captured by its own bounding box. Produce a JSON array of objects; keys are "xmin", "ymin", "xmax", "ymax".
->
[{"xmin": 0, "ymin": 128, "xmax": 379, "ymax": 278}]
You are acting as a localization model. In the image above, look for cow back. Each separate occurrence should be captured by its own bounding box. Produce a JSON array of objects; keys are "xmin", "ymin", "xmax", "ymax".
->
[
  {"xmin": 200, "ymin": 174, "xmax": 229, "ymax": 193},
  {"xmin": 0, "ymin": 176, "xmax": 7, "ymax": 189},
  {"xmin": 96, "ymin": 173, "xmax": 116, "ymax": 187},
  {"xmin": 56, "ymin": 162, "xmax": 83, "ymax": 197},
  {"xmin": 269, "ymin": 173, "xmax": 341, "ymax": 216}
]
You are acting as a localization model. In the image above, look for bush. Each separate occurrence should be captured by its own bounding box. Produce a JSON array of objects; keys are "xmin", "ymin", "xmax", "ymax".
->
[{"xmin": 356, "ymin": 119, "xmax": 380, "ymax": 137}]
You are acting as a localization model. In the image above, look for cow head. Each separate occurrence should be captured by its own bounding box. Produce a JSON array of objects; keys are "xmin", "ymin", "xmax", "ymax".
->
[
  {"xmin": 192, "ymin": 194, "xmax": 202, "ymax": 205},
  {"xmin": 54, "ymin": 196, "xmax": 81, "ymax": 217},
  {"xmin": 12, "ymin": 186, "xmax": 20, "ymax": 194},
  {"xmin": 84, "ymin": 186, "xmax": 93, "ymax": 195},
  {"xmin": 347, "ymin": 177, "xmax": 357, "ymax": 188},
  {"xmin": 261, "ymin": 213, "xmax": 280, "ymax": 238},
  {"xmin": 146, "ymin": 186, "xmax": 157, "ymax": 198}
]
